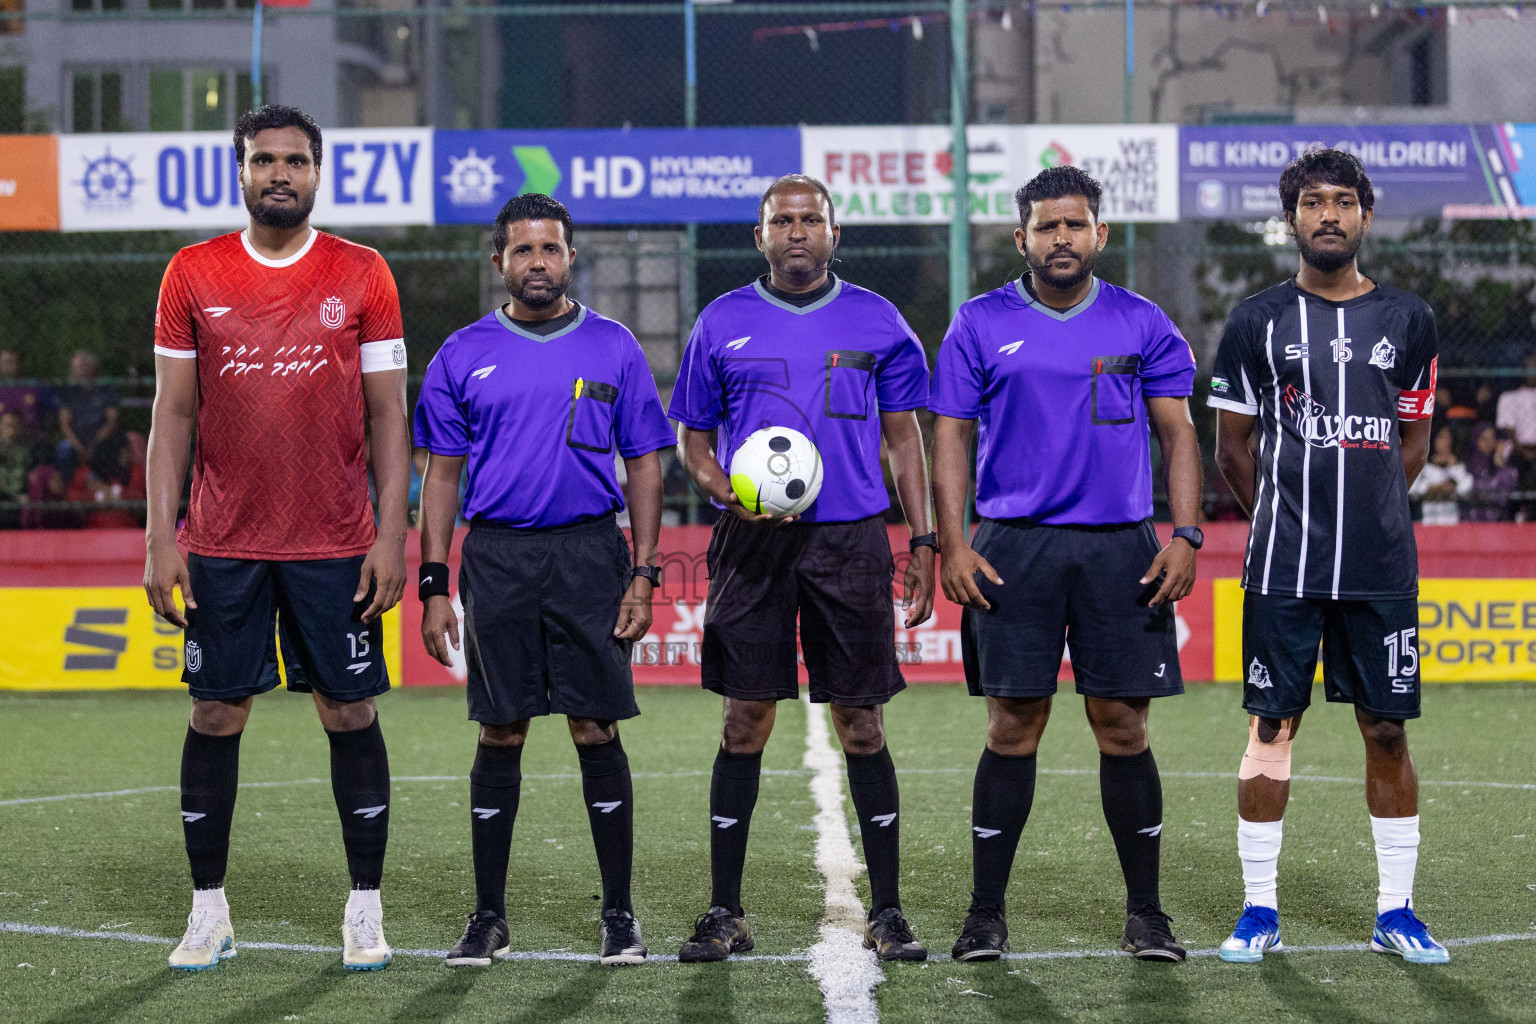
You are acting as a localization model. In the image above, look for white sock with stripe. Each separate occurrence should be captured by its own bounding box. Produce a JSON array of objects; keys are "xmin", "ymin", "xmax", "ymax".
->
[{"xmin": 1371, "ymin": 814, "xmax": 1420, "ymax": 916}]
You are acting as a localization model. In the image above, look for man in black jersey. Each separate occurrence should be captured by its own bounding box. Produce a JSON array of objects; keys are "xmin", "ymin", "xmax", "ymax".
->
[{"xmin": 1206, "ymin": 149, "xmax": 1447, "ymax": 964}]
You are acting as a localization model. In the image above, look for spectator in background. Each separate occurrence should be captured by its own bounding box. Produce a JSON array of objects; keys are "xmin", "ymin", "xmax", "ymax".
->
[
  {"xmin": 1465, "ymin": 422, "xmax": 1520, "ymax": 522},
  {"xmin": 0, "ymin": 410, "xmax": 36, "ymax": 528},
  {"xmin": 0, "ymin": 349, "xmax": 57, "ymax": 431},
  {"xmin": 55, "ymin": 350, "xmax": 121, "ymax": 481},
  {"xmin": 1495, "ymin": 355, "xmax": 1536, "ymax": 467},
  {"xmin": 1409, "ymin": 425, "xmax": 1472, "ymax": 525},
  {"xmin": 1437, "ymin": 384, "xmax": 1477, "ymax": 424},
  {"xmin": 64, "ymin": 430, "xmax": 145, "ymax": 529}
]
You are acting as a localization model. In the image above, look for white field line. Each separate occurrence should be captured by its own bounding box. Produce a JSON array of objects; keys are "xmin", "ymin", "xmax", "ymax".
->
[
  {"xmin": 3, "ymin": 920, "xmax": 1531, "ymax": 965},
  {"xmin": 4, "ymin": 767, "xmax": 1530, "ymax": 809},
  {"xmin": 801, "ymin": 694, "xmax": 884, "ymax": 1024}
]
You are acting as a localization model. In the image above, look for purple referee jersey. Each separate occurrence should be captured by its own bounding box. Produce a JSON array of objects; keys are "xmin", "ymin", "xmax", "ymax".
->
[
  {"xmin": 929, "ymin": 276, "xmax": 1196, "ymax": 525},
  {"xmin": 414, "ymin": 305, "xmax": 675, "ymax": 528},
  {"xmin": 668, "ymin": 276, "xmax": 930, "ymax": 523}
]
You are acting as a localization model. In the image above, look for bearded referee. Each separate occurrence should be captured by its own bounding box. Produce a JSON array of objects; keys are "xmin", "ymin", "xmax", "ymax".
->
[
  {"xmin": 931, "ymin": 166, "xmax": 1202, "ymax": 962},
  {"xmin": 145, "ymin": 105, "xmax": 410, "ymax": 972},
  {"xmin": 415, "ymin": 194, "xmax": 673, "ymax": 967},
  {"xmin": 670, "ymin": 175, "xmax": 935, "ymax": 963},
  {"xmin": 1208, "ymin": 150, "xmax": 1447, "ymax": 964}
]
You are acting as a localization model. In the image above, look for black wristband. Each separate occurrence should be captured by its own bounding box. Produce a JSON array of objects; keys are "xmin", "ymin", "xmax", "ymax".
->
[
  {"xmin": 908, "ymin": 532, "xmax": 939, "ymax": 554},
  {"xmin": 419, "ymin": 562, "xmax": 450, "ymax": 601}
]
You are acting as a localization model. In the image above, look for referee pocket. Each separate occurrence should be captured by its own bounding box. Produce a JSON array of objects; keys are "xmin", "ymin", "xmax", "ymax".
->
[
  {"xmin": 1090, "ymin": 355, "xmax": 1139, "ymax": 426},
  {"xmin": 824, "ymin": 350, "xmax": 876, "ymax": 420},
  {"xmin": 567, "ymin": 378, "xmax": 618, "ymax": 453}
]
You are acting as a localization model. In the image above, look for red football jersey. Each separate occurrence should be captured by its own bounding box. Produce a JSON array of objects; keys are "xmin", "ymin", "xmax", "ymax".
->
[{"xmin": 154, "ymin": 229, "xmax": 405, "ymax": 560}]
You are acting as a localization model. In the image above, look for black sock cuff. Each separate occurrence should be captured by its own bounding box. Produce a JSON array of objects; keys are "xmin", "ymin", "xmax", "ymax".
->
[
  {"xmin": 325, "ymin": 717, "xmax": 383, "ymax": 748},
  {"xmin": 576, "ymin": 736, "xmax": 629, "ymax": 778},
  {"xmin": 471, "ymin": 742, "xmax": 524, "ymax": 787},
  {"xmin": 1100, "ymin": 748, "xmax": 1156, "ymax": 772},
  {"xmin": 843, "ymin": 746, "xmax": 895, "ymax": 785},
  {"xmin": 712, "ymin": 747, "xmax": 763, "ymax": 781},
  {"xmin": 186, "ymin": 725, "xmax": 243, "ymax": 750},
  {"xmin": 980, "ymin": 747, "xmax": 1037, "ymax": 782}
]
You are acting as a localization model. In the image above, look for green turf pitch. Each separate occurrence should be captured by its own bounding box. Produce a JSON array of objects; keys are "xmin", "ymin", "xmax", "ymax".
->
[{"xmin": 0, "ymin": 683, "xmax": 1532, "ymax": 1024}]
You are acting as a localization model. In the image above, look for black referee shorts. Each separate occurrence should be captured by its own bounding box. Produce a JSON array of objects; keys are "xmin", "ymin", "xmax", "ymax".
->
[
  {"xmin": 1241, "ymin": 591, "xmax": 1421, "ymax": 721},
  {"xmin": 459, "ymin": 514, "xmax": 639, "ymax": 725},
  {"xmin": 961, "ymin": 518, "xmax": 1183, "ymax": 701},
  {"xmin": 701, "ymin": 514, "xmax": 904, "ymax": 706}
]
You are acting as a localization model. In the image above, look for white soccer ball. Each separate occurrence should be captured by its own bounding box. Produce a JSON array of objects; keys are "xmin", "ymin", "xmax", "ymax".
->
[{"xmin": 729, "ymin": 427, "xmax": 823, "ymax": 518}]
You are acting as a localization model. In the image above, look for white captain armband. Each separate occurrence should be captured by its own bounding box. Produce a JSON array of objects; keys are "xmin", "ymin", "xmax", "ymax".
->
[{"xmin": 361, "ymin": 338, "xmax": 407, "ymax": 374}]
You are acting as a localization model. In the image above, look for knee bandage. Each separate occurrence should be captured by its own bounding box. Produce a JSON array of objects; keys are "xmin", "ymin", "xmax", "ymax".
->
[{"xmin": 1238, "ymin": 716, "xmax": 1295, "ymax": 781}]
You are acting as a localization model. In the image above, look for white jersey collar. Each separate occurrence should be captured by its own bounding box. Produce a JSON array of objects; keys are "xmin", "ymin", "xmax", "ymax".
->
[{"xmin": 241, "ymin": 227, "xmax": 318, "ymax": 268}]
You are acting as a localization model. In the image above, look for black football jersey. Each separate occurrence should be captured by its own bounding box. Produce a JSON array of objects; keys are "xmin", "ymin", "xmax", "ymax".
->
[{"xmin": 1207, "ymin": 279, "xmax": 1438, "ymax": 600}]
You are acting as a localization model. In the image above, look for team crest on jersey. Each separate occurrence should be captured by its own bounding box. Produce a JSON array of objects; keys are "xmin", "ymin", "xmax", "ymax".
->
[
  {"xmin": 319, "ymin": 296, "xmax": 346, "ymax": 330},
  {"xmin": 1370, "ymin": 338, "xmax": 1396, "ymax": 370},
  {"xmin": 1247, "ymin": 658, "xmax": 1272, "ymax": 690},
  {"xmin": 184, "ymin": 640, "xmax": 202, "ymax": 673}
]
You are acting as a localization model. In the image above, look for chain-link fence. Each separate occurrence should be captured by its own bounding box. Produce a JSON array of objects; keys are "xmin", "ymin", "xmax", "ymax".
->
[{"xmin": 3, "ymin": 1, "xmax": 1535, "ymax": 525}]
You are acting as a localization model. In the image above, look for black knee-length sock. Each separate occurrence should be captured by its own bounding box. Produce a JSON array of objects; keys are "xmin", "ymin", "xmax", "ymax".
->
[
  {"xmin": 708, "ymin": 748, "xmax": 762, "ymax": 916},
  {"xmin": 845, "ymin": 746, "xmax": 902, "ymax": 915},
  {"xmin": 970, "ymin": 747, "xmax": 1038, "ymax": 909},
  {"xmin": 326, "ymin": 718, "xmax": 391, "ymax": 890},
  {"xmin": 577, "ymin": 736, "xmax": 634, "ymax": 914},
  {"xmin": 1099, "ymin": 748, "xmax": 1164, "ymax": 912},
  {"xmin": 469, "ymin": 741, "xmax": 522, "ymax": 919},
  {"xmin": 181, "ymin": 726, "xmax": 242, "ymax": 889}
]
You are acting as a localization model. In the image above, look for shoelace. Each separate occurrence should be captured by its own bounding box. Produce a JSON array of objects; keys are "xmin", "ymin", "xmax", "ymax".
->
[
  {"xmin": 1135, "ymin": 906, "xmax": 1177, "ymax": 944},
  {"xmin": 875, "ymin": 912, "xmax": 916, "ymax": 944},
  {"xmin": 689, "ymin": 910, "xmax": 735, "ymax": 944},
  {"xmin": 1378, "ymin": 907, "xmax": 1427, "ymax": 936},
  {"xmin": 604, "ymin": 913, "xmax": 639, "ymax": 948},
  {"xmin": 958, "ymin": 907, "xmax": 1005, "ymax": 944},
  {"xmin": 346, "ymin": 907, "xmax": 384, "ymax": 949},
  {"xmin": 181, "ymin": 910, "xmax": 223, "ymax": 951},
  {"xmin": 460, "ymin": 913, "xmax": 502, "ymax": 948}
]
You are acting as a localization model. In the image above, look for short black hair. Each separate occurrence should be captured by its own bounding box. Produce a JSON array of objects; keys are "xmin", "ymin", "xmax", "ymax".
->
[
  {"xmin": 1015, "ymin": 165, "xmax": 1102, "ymax": 225},
  {"xmin": 491, "ymin": 193, "xmax": 575, "ymax": 255},
  {"xmin": 234, "ymin": 105, "xmax": 323, "ymax": 167},
  {"xmin": 1278, "ymin": 148, "xmax": 1374, "ymax": 215},
  {"xmin": 758, "ymin": 174, "xmax": 837, "ymax": 225}
]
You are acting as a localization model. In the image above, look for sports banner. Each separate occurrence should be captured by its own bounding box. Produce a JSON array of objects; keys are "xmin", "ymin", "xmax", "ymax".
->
[
  {"xmin": 433, "ymin": 128, "xmax": 801, "ymax": 226},
  {"xmin": 0, "ymin": 134, "xmax": 60, "ymax": 231},
  {"xmin": 802, "ymin": 124, "xmax": 1179, "ymax": 225},
  {"xmin": 56, "ymin": 128, "xmax": 434, "ymax": 232},
  {"xmin": 1180, "ymin": 123, "xmax": 1535, "ymax": 220}
]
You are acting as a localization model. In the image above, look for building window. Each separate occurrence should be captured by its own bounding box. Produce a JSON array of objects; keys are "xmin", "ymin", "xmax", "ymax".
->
[
  {"xmin": 70, "ymin": 70, "xmax": 125, "ymax": 132},
  {"xmin": 148, "ymin": 69, "xmax": 260, "ymax": 131},
  {"xmin": 0, "ymin": 67, "xmax": 22, "ymax": 130},
  {"xmin": 70, "ymin": 0, "xmax": 124, "ymax": 11}
]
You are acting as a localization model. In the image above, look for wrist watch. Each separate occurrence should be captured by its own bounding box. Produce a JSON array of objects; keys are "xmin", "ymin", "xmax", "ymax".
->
[
  {"xmin": 1171, "ymin": 526, "xmax": 1204, "ymax": 550},
  {"xmin": 630, "ymin": 565, "xmax": 663, "ymax": 586},
  {"xmin": 908, "ymin": 532, "xmax": 939, "ymax": 554}
]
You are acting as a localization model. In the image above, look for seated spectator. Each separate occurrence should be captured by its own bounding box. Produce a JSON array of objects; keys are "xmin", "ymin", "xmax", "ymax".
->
[
  {"xmin": 64, "ymin": 431, "xmax": 145, "ymax": 529},
  {"xmin": 1437, "ymin": 385, "xmax": 1477, "ymax": 423},
  {"xmin": 0, "ymin": 349, "xmax": 57, "ymax": 432},
  {"xmin": 1409, "ymin": 425, "xmax": 1472, "ymax": 525},
  {"xmin": 0, "ymin": 410, "xmax": 35, "ymax": 528},
  {"xmin": 1464, "ymin": 422, "xmax": 1520, "ymax": 522},
  {"xmin": 55, "ymin": 350, "xmax": 121, "ymax": 482},
  {"xmin": 1495, "ymin": 356, "xmax": 1536, "ymax": 475}
]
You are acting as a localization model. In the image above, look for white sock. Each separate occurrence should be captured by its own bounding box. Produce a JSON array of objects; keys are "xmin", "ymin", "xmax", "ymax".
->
[
  {"xmin": 346, "ymin": 887, "xmax": 382, "ymax": 914},
  {"xmin": 1371, "ymin": 814, "xmax": 1420, "ymax": 915},
  {"xmin": 1237, "ymin": 817, "xmax": 1283, "ymax": 910},
  {"xmin": 191, "ymin": 887, "xmax": 228, "ymax": 913}
]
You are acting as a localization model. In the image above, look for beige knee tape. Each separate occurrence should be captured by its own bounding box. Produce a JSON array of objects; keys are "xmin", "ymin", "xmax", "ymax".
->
[{"xmin": 1238, "ymin": 717, "xmax": 1294, "ymax": 781}]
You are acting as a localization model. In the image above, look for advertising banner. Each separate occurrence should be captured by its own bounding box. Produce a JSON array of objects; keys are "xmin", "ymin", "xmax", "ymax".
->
[
  {"xmin": 434, "ymin": 128, "xmax": 801, "ymax": 226},
  {"xmin": 56, "ymin": 128, "xmax": 434, "ymax": 232},
  {"xmin": 0, "ymin": 135, "xmax": 60, "ymax": 231},
  {"xmin": 1180, "ymin": 123, "xmax": 1520, "ymax": 220},
  {"xmin": 1443, "ymin": 122, "xmax": 1536, "ymax": 219},
  {"xmin": 0, "ymin": 585, "xmax": 402, "ymax": 691},
  {"xmin": 803, "ymin": 124, "xmax": 1178, "ymax": 225}
]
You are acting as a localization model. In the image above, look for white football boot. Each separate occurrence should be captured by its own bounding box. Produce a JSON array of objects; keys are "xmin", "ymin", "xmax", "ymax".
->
[
  {"xmin": 168, "ymin": 895, "xmax": 236, "ymax": 971},
  {"xmin": 342, "ymin": 889, "xmax": 392, "ymax": 971}
]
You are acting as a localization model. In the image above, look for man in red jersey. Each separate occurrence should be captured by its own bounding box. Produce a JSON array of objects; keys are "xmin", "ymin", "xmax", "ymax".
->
[{"xmin": 143, "ymin": 105, "xmax": 410, "ymax": 973}]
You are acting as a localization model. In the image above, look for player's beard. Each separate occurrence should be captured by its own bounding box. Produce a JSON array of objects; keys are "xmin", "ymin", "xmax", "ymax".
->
[
  {"xmin": 1026, "ymin": 244, "xmax": 1098, "ymax": 291},
  {"xmin": 244, "ymin": 182, "xmax": 316, "ymax": 231},
  {"xmin": 508, "ymin": 265, "xmax": 573, "ymax": 311},
  {"xmin": 1296, "ymin": 226, "xmax": 1363, "ymax": 273}
]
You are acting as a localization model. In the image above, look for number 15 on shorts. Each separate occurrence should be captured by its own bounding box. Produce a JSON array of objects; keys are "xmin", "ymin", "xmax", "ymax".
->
[{"xmin": 1383, "ymin": 627, "xmax": 1418, "ymax": 693}]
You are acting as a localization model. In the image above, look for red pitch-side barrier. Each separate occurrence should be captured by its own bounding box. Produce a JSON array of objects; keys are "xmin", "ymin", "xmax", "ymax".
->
[{"xmin": 3, "ymin": 523, "xmax": 1533, "ymax": 687}]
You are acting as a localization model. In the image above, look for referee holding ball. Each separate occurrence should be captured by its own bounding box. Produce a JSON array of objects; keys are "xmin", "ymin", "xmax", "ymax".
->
[
  {"xmin": 414, "ymin": 194, "xmax": 674, "ymax": 967},
  {"xmin": 671, "ymin": 174, "xmax": 936, "ymax": 963},
  {"xmin": 931, "ymin": 167, "xmax": 1203, "ymax": 962}
]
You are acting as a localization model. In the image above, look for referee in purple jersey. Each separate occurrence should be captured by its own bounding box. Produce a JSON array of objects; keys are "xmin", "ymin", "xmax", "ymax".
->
[
  {"xmin": 414, "ymin": 194, "xmax": 674, "ymax": 968},
  {"xmin": 931, "ymin": 166, "xmax": 1204, "ymax": 962}
]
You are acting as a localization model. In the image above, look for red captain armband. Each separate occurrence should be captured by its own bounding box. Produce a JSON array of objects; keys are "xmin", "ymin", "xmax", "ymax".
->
[{"xmin": 1396, "ymin": 356, "xmax": 1438, "ymax": 420}]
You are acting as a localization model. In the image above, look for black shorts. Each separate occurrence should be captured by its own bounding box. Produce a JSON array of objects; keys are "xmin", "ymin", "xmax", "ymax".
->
[
  {"xmin": 961, "ymin": 518, "xmax": 1183, "ymax": 701},
  {"xmin": 1242, "ymin": 591, "xmax": 1421, "ymax": 720},
  {"xmin": 459, "ymin": 515, "xmax": 639, "ymax": 725},
  {"xmin": 182, "ymin": 554, "xmax": 388, "ymax": 703},
  {"xmin": 701, "ymin": 514, "xmax": 904, "ymax": 706}
]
